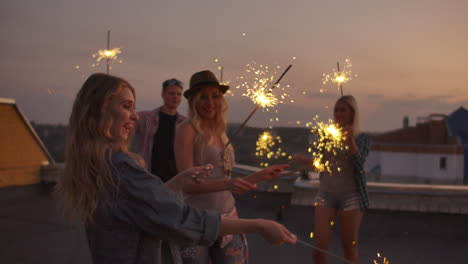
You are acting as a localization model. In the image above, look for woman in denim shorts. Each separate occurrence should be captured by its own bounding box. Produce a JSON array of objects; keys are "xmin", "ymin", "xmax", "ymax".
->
[{"xmin": 297, "ymin": 95, "xmax": 370, "ymax": 264}]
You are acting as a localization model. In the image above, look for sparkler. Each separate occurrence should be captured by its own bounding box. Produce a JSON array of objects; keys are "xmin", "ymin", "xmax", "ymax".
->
[
  {"xmin": 322, "ymin": 58, "xmax": 356, "ymax": 96},
  {"xmin": 306, "ymin": 118, "xmax": 347, "ymax": 173},
  {"xmin": 255, "ymin": 131, "xmax": 290, "ymax": 167},
  {"xmin": 237, "ymin": 63, "xmax": 287, "ymax": 110},
  {"xmin": 213, "ymin": 59, "xmax": 233, "ymax": 96},
  {"xmin": 296, "ymin": 239, "xmax": 354, "ymax": 264},
  {"xmin": 224, "ymin": 64, "xmax": 292, "ymax": 148},
  {"xmin": 91, "ymin": 30, "xmax": 122, "ymax": 74}
]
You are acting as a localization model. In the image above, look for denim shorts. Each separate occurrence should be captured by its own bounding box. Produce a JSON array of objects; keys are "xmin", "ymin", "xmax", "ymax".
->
[{"xmin": 314, "ymin": 191, "xmax": 361, "ymax": 211}]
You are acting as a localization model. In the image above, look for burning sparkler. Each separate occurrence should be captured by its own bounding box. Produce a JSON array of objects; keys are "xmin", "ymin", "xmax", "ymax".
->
[
  {"xmin": 224, "ymin": 64, "xmax": 292, "ymax": 148},
  {"xmin": 307, "ymin": 118, "xmax": 347, "ymax": 173},
  {"xmin": 255, "ymin": 131, "xmax": 290, "ymax": 167},
  {"xmin": 322, "ymin": 58, "xmax": 357, "ymax": 96},
  {"xmin": 236, "ymin": 62, "xmax": 288, "ymax": 111},
  {"xmin": 93, "ymin": 48, "xmax": 121, "ymax": 63},
  {"xmin": 91, "ymin": 30, "xmax": 122, "ymax": 74}
]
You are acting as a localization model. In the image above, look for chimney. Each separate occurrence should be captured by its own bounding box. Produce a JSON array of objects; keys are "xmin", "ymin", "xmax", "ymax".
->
[{"xmin": 403, "ymin": 116, "xmax": 409, "ymax": 128}]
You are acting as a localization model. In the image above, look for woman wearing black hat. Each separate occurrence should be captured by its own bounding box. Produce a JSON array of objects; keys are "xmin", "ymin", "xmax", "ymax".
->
[
  {"xmin": 57, "ymin": 73, "xmax": 296, "ymax": 264},
  {"xmin": 175, "ymin": 70, "xmax": 290, "ymax": 264}
]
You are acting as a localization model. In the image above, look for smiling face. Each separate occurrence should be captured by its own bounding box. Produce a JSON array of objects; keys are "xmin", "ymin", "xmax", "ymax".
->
[
  {"xmin": 108, "ymin": 85, "xmax": 139, "ymax": 143},
  {"xmin": 333, "ymin": 99, "xmax": 354, "ymax": 127},
  {"xmin": 194, "ymin": 86, "xmax": 223, "ymax": 120}
]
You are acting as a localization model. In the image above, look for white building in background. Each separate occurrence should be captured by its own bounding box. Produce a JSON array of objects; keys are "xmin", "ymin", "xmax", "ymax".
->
[{"xmin": 366, "ymin": 108, "xmax": 468, "ymax": 185}]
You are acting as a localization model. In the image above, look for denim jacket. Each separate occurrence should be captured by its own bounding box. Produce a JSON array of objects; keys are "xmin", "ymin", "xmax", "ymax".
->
[{"xmin": 86, "ymin": 152, "xmax": 220, "ymax": 264}]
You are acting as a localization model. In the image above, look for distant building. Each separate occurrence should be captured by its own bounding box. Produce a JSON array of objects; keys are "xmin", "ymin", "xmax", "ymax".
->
[
  {"xmin": 0, "ymin": 98, "xmax": 54, "ymax": 187},
  {"xmin": 366, "ymin": 108, "xmax": 468, "ymax": 185}
]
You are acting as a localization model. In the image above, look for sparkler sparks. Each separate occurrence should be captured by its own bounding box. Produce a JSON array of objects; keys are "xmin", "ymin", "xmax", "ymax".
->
[
  {"xmin": 322, "ymin": 58, "xmax": 356, "ymax": 87},
  {"xmin": 236, "ymin": 62, "xmax": 290, "ymax": 111},
  {"xmin": 224, "ymin": 64, "xmax": 292, "ymax": 149},
  {"xmin": 307, "ymin": 118, "xmax": 347, "ymax": 173},
  {"xmin": 91, "ymin": 48, "xmax": 123, "ymax": 73},
  {"xmin": 374, "ymin": 252, "xmax": 390, "ymax": 264},
  {"xmin": 92, "ymin": 48, "xmax": 122, "ymax": 63},
  {"xmin": 255, "ymin": 131, "xmax": 290, "ymax": 167}
]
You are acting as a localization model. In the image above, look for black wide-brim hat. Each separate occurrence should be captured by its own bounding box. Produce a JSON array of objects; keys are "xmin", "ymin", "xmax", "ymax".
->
[{"xmin": 183, "ymin": 70, "xmax": 229, "ymax": 99}]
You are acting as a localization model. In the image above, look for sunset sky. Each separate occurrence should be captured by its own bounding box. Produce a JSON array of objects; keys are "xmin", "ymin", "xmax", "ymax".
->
[{"xmin": 2, "ymin": 0, "xmax": 467, "ymax": 132}]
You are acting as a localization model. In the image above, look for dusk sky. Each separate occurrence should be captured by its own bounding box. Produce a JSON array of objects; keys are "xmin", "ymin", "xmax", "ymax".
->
[{"xmin": 2, "ymin": 0, "xmax": 467, "ymax": 132}]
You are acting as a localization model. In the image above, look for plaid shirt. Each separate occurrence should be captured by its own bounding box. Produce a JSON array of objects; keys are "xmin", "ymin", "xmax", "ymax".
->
[
  {"xmin": 351, "ymin": 133, "xmax": 371, "ymax": 210},
  {"xmin": 134, "ymin": 107, "xmax": 186, "ymax": 171}
]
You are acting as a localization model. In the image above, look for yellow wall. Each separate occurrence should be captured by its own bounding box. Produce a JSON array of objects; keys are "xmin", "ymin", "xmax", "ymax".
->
[{"xmin": 0, "ymin": 104, "xmax": 50, "ymax": 187}]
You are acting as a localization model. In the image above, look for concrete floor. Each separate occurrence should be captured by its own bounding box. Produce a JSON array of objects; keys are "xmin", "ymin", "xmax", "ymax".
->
[
  {"xmin": 1, "ymin": 184, "xmax": 467, "ymax": 264},
  {"xmin": 236, "ymin": 191, "xmax": 468, "ymax": 264}
]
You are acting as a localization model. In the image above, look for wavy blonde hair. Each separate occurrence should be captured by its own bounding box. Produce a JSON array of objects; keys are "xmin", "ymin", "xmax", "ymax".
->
[
  {"xmin": 187, "ymin": 87, "xmax": 233, "ymax": 165},
  {"xmin": 56, "ymin": 73, "xmax": 138, "ymax": 224},
  {"xmin": 336, "ymin": 95, "xmax": 361, "ymax": 136}
]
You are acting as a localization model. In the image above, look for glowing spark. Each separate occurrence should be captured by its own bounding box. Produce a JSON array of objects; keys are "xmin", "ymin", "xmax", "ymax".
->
[
  {"xmin": 293, "ymin": 56, "xmax": 296, "ymax": 60},
  {"xmin": 92, "ymin": 48, "xmax": 121, "ymax": 62},
  {"xmin": 75, "ymin": 65, "xmax": 80, "ymax": 69},
  {"xmin": 322, "ymin": 58, "xmax": 357, "ymax": 90},
  {"xmin": 242, "ymin": 33, "xmax": 246, "ymax": 36},
  {"xmin": 309, "ymin": 232, "xmax": 314, "ymax": 238},
  {"xmin": 214, "ymin": 58, "xmax": 219, "ymax": 62},
  {"xmin": 309, "ymin": 118, "xmax": 346, "ymax": 173},
  {"xmin": 325, "ymin": 124, "xmax": 342, "ymax": 141},
  {"xmin": 374, "ymin": 252, "xmax": 390, "ymax": 264},
  {"xmin": 236, "ymin": 62, "xmax": 288, "ymax": 111},
  {"xmin": 330, "ymin": 221, "xmax": 335, "ymax": 226},
  {"xmin": 251, "ymin": 89, "xmax": 278, "ymax": 107},
  {"xmin": 255, "ymin": 131, "xmax": 288, "ymax": 167},
  {"xmin": 273, "ymin": 185, "xmax": 279, "ymax": 190}
]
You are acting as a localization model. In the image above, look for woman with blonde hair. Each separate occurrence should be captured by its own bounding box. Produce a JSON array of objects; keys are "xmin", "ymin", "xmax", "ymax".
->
[
  {"xmin": 295, "ymin": 95, "xmax": 370, "ymax": 264},
  {"xmin": 56, "ymin": 73, "xmax": 296, "ymax": 264},
  {"xmin": 175, "ymin": 70, "xmax": 290, "ymax": 264}
]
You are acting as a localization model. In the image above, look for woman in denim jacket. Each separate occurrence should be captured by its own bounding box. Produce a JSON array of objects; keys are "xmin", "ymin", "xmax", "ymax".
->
[{"xmin": 56, "ymin": 73, "xmax": 296, "ymax": 264}]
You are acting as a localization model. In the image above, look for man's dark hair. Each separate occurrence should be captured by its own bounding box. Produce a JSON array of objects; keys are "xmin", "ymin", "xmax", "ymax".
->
[{"xmin": 162, "ymin": 78, "xmax": 183, "ymax": 92}]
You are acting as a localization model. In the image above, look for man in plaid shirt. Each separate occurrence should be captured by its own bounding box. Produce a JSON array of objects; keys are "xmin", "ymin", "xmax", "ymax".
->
[{"xmin": 133, "ymin": 79, "xmax": 186, "ymax": 182}]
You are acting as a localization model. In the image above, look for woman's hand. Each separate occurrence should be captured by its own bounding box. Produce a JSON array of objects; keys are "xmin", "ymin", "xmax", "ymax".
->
[
  {"xmin": 256, "ymin": 219, "xmax": 297, "ymax": 245},
  {"xmin": 292, "ymin": 153, "xmax": 313, "ymax": 166},
  {"xmin": 242, "ymin": 164, "xmax": 290, "ymax": 184},
  {"xmin": 259, "ymin": 164, "xmax": 290, "ymax": 181},
  {"xmin": 342, "ymin": 126, "xmax": 358, "ymax": 155},
  {"xmin": 342, "ymin": 125, "xmax": 354, "ymax": 144},
  {"xmin": 226, "ymin": 178, "xmax": 257, "ymax": 195},
  {"xmin": 165, "ymin": 164, "xmax": 213, "ymax": 192}
]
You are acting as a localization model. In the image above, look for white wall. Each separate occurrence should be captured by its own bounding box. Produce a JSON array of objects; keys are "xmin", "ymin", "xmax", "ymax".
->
[{"xmin": 365, "ymin": 151, "xmax": 464, "ymax": 184}]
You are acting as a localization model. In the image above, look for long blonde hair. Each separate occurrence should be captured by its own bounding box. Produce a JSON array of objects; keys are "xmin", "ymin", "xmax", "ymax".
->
[
  {"xmin": 187, "ymin": 87, "xmax": 233, "ymax": 164},
  {"xmin": 337, "ymin": 95, "xmax": 361, "ymax": 136},
  {"xmin": 56, "ymin": 73, "xmax": 136, "ymax": 224}
]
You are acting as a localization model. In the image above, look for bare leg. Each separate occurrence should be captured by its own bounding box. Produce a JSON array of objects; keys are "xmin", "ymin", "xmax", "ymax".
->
[
  {"xmin": 340, "ymin": 209, "xmax": 363, "ymax": 264},
  {"xmin": 313, "ymin": 205, "xmax": 337, "ymax": 264}
]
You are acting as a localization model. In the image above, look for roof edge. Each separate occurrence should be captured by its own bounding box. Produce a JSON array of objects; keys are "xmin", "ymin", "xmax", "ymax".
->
[
  {"xmin": 0, "ymin": 98, "xmax": 16, "ymax": 104},
  {"xmin": 8, "ymin": 101, "xmax": 56, "ymax": 165}
]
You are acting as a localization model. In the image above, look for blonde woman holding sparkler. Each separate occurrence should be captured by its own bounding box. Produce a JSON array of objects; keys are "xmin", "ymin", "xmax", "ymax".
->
[
  {"xmin": 56, "ymin": 73, "xmax": 296, "ymax": 264},
  {"xmin": 295, "ymin": 95, "xmax": 370, "ymax": 264},
  {"xmin": 175, "ymin": 70, "xmax": 290, "ymax": 264}
]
